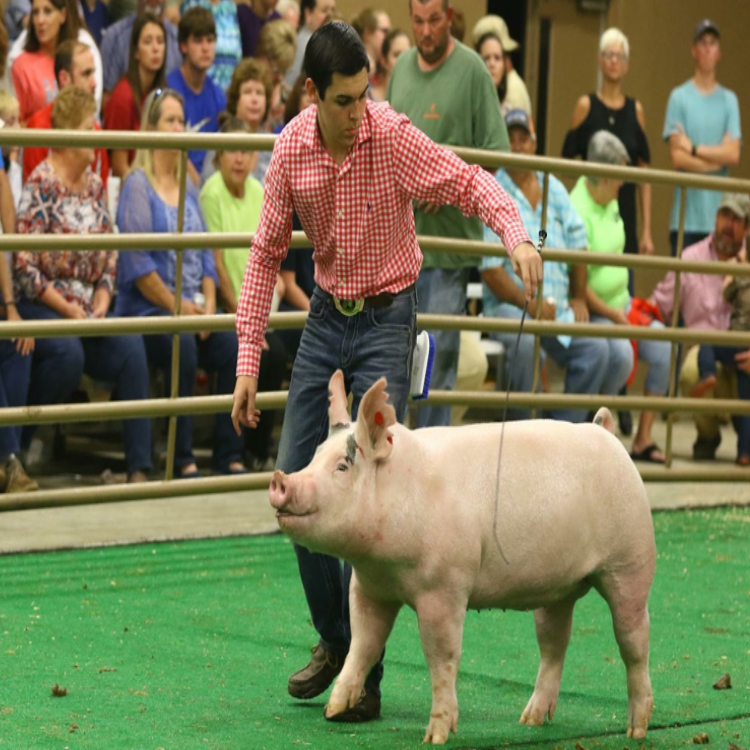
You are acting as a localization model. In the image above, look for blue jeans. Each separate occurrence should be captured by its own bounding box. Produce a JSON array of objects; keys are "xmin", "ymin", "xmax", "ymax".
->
[
  {"xmin": 491, "ymin": 307, "xmax": 614, "ymax": 422},
  {"xmin": 143, "ymin": 329, "xmax": 243, "ymax": 473},
  {"xmin": 415, "ymin": 267, "xmax": 469, "ymax": 428},
  {"xmin": 279, "ymin": 285, "xmax": 416, "ymax": 695},
  {"xmin": 0, "ymin": 340, "xmax": 32, "ymax": 461},
  {"xmin": 17, "ymin": 303, "xmax": 152, "ymax": 473},
  {"xmin": 698, "ymin": 343, "xmax": 750, "ymax": 457},
  {"xmin": 635, "ymin": 318, "xmax": 671, "ymax": 395},
  {"xmin": 589, "ymin": 316, "xmax": 634, "ymax": 396}
]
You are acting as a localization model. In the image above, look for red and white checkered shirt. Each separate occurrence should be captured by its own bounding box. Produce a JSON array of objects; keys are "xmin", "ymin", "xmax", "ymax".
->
[{"xmin": 235, "ymin": 100, "xmax": 532, "ymax": 377}]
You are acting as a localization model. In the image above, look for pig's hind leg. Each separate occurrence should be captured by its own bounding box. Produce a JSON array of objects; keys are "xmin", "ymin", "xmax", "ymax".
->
[
  {"xmin": 520, "ymin": 595, "xmax": 577, "ymax": 727},
  {"xmin": 595, "ymin": 565, "xmax": 654, "ymax": 739},
  {"xmin": 325, "ymin": 579, "xmax": 400, "ymax": 718}
]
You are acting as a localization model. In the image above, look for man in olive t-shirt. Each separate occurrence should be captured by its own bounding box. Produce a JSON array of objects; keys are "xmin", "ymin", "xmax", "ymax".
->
[{"xmin": 387, "ymin": 0, "xmax": 509, "ymax": 428}]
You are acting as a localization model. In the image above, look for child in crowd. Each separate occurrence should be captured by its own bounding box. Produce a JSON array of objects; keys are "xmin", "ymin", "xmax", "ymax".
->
[
  {"xmin": 0, "ymin": 91, "xmax": 23, "ymax": 208},
  {"xmin": 691, "ymin": 247, "xmax": 750, "ymax": 466}
]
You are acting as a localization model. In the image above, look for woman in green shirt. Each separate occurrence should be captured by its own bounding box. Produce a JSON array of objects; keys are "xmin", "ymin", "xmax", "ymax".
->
[
  {"xmin": 200, "ymin": 114, "xmax": 289, "ymax": 471},
  {"xmin": 570, "ymin": 131, "xmax": 671, "ymax": 463}
]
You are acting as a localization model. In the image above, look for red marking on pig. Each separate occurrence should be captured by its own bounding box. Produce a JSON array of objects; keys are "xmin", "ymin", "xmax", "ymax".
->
[
  {"xmin": 358, "ymin": 446, "xmax": 365, "ymax": 458},
  {"xmin": 387, "ymin": 436, "xmax": 393, "ymax": 444},
  {"xmin": 374, "ymin": 411, "xmax": 384, "ymax": 426}
]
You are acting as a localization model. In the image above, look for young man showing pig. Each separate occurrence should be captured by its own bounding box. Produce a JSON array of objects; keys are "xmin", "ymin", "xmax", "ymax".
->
[{"xmin": 231, "ymin": 21, "xmax": 542, "ymax": 722}]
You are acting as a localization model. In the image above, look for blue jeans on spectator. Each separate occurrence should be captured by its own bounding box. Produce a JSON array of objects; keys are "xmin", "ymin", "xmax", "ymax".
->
[
  {"xmin": 490, "ymin": 306, "xmax": 614, "ymax": 423},
  {"xmin": 143, "ymin": 329, "xmax": 243, "ymax": 473},
  {"xmin": 589, "ymin": 316, "xmax": 634, "ymax": 396},
  {"xmin": 0, "ymin": 340, "xmax": 32, "ymax": 461},
  {"xmin": 698, "ymin": 343, "xmax": 750, "ymax": 457},
  {"xmin": 634, "ymin": 318, "xmax": 671, "ymax": 395},
  {"xmin": 279, "ymin": 285, "xmax": 416, "ymax": 696},
  {"xmin": 415, "ymin": 267, "xmax": 469, "ymax": 428},
  {"xmin": 16, "ymin": 303, "xmax": 152, "ymax": 474}
]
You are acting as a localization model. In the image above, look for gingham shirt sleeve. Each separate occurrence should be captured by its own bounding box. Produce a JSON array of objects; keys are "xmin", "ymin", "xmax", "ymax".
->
[
  {"xmin": 392, "ymin": 119, "xmax": 532, "ymax": 253},
  {"xmin": 235, "ymin": 148, "xmax": 293, "ymax": 378}
]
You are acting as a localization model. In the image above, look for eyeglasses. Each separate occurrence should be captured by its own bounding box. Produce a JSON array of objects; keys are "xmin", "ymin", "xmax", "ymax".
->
[{"xmin": 601, "ymin": 51, "xmax": 626, "ymax": 62}]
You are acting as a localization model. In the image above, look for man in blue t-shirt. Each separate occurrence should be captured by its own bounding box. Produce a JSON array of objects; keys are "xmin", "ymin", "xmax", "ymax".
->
[
  {"xmin": 167, "ymin": 7, "xmax": 227, "ymax": 176},
  {"xmin": 663, "ymin": 19, "xmax": 742, "ymax": 256}
]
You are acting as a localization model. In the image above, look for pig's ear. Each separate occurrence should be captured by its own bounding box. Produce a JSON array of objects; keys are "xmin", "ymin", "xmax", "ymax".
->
[
  {"xmin": 355, "ymin": 378, "xmax": 396, "ymax": 461},
  {"xmin": 328, "ymin": 369, "xmax": 350, "ymax": 431}
]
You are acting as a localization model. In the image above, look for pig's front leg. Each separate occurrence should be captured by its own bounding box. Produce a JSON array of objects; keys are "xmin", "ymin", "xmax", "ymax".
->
[
  {"xmin": 416, "ymin": 592, "xmax": 467, "ymax": 745},
  {"xmin": 325, "ymin": 575, "xmax": 400, "ymax": 718}
]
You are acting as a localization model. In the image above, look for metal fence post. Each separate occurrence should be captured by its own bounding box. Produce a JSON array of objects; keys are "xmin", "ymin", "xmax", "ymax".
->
[
  {"xmin": 530, "ymin": 171, "xmax": 549, "ymax": 419},
  {"xmin": 164, "ymin": 150, "xmax": 189, "ymax": 481},
  {"xmin": 664, "ymin": 186, "xmax": 687, "ymax": 468}
]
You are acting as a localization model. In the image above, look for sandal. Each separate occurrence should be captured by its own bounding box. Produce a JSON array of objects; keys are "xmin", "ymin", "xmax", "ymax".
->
[{"xmin": 630, "ymin": 443, "xmax": 666, "ymax": 464}]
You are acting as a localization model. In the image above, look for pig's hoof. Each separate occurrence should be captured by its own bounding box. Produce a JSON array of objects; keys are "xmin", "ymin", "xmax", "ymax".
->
[
  {"xmin": 626, "ymin": 694, "xmax": 653, "ymax": 739},
  {"xmin": 519, "ymin": 693, "xmax": 555, "ymax": 726},
  {"xmin": 325, "ymin": 688, "xmax": 381, "ymax": 723},
  {"xmin": 423, "ymin": 711, "xmax": 457, "ymax": 745}
]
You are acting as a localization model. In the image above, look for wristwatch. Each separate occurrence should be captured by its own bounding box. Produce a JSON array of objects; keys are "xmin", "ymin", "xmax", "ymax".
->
[{"xmin": 692, "ymin": 144, "xmax": 698, "ymax": 157}]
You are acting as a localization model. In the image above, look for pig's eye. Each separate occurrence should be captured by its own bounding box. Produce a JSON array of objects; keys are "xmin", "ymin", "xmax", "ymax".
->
[{"xmin": 336, "ymin": 463, "xmax": 349, "ymax": 472}]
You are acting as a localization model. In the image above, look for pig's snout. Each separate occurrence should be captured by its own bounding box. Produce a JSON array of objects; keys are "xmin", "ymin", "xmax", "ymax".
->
[{"xmin": 269, "ymin": 470, "xmax": 291, "ymax": 510}]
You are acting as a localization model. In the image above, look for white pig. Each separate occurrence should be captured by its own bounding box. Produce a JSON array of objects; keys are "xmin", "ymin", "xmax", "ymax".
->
[{"xmin": 269, "ymin": 370, "xmax": 656, "ymax": 745}]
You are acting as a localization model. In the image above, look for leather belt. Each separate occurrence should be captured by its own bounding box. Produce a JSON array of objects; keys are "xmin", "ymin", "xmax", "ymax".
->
[{"xmin": 321, "ymin": 284, "xmax": 415, "ymax": 317}]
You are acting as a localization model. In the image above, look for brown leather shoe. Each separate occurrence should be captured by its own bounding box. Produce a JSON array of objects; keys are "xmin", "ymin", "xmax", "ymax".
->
[
  {"xmin": 325, "ymin": 687, "xmax": 381, "ymax": 723},
  {"xmin": 288, "ymin": 645, "xmax": 344, "ymax": 699},
  {"xmin": 5, "ymin": 456, "xmax": 38, "ymax": 493}
]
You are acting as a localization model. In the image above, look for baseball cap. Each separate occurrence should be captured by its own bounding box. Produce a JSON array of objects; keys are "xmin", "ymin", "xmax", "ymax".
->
[
  {"xmin": 505, "ymin": 109, "xmax": 532, "ymax": 134},
  {"xmin": 471, "ymin": 15, "xmax": 519, "ymax": 52},
  {"xmin": 718, "ymin": 193, "xmax": 750, "ymax": 222},
  {"xmin": 693, "ymin": 19, "xmax": 720, "ymax": 43}
]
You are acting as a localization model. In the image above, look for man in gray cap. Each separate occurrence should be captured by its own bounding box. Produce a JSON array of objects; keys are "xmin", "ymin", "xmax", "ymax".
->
[
  {"xmin": 663, "ymin": 19, "xmax": 741, "ymax": 257},
  {"xmin": 651, "ymin": 193, "xmax": 750, "ymax": 460}
]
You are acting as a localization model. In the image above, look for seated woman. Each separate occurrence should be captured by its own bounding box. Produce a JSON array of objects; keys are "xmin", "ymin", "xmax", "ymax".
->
[
  {"xmin": 13, "ymin": 88, "xmax": 152, "ymax": 483},
  {"xmin": 104, "ymin": 14, "xmax": 167, "ymax": 178},
  {"xmin": 0, "ymin": 247, "xmax": 37, "ymax": 493},
  {"xmin": 115, "ymin": 88, "xmax": 246, "ymax": 478},
  {"xmin": 569, "ymin": 130, "xmax": 670, "ymax": 463},
  {"xmin": 199, "ymin": 114, "xmax": 288, "ymax": 472}
]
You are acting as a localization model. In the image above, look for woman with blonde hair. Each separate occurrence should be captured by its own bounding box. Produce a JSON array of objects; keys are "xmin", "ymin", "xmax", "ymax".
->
[
  {"xmin": 115, "ymin": 88, "xmax": 247, "ymax": 478},
  {"xmin": 256, "ymin": 18, "xmax": 296, "ymax": 130}
]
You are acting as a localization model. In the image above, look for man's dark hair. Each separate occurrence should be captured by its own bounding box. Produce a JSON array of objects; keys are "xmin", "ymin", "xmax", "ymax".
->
[
  {"xmin": 304, "ymin": 22, "xmax": 369, "ymax": 100},
  {"xmin": 54, "ymin": 40, "xmax": 88, "ymax": 85},
  {"xmin": 178, "ymin": 7, "xmax": 216, "ymax": 46}
]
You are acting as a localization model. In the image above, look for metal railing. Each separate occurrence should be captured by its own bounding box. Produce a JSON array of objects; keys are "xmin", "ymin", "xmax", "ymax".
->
[{"xmin": 1, "ymin": 129, "xmax": 749, "ymax": 511}]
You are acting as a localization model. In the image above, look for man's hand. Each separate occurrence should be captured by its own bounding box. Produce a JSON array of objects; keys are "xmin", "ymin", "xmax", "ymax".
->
[
  {"xmin": 530, "ymin": 298, "xmax": 556, "ymax": 320},
  {"xmin": 735, "ymin": 349, "xmax": 750, "ymax": 375},
  {"xmin": 231, "ymin": 375, "xmax": 261, "ymax": 435},
  {"xmin": 511, "ymin": 241, "xmax": 543, "ymax": 301},
  {"xmin": 182, "ymin": 300, "xmax": 206, "ymax": 317},
  {"xmin": 570, "ymin": 298, "xmax": 589, "ymax": 323}
]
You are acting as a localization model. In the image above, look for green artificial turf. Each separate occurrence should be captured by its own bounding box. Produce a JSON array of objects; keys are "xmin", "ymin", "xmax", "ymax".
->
[{"xmin": 1, "ymin": 507, "xmax": 749, "ymax": 749}]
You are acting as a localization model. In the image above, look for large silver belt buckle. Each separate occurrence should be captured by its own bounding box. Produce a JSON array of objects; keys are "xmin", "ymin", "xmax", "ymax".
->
[{"xmin": 333, "ymin": 295, "xmax": 365, "ymax": 316}]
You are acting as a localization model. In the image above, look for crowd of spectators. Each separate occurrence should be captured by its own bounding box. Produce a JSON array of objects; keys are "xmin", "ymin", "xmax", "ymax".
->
[{"xmin": 0, "ymin": 0, "xmax": 747, "ymax": 494}]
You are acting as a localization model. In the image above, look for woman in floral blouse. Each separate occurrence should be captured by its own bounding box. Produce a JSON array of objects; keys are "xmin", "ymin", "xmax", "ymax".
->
[{"xmin": 14, "ymin": 88, "xmax": 152, "ymax": 483}]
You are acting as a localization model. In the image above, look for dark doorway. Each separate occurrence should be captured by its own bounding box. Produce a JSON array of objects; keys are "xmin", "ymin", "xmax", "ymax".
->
[{"xmin": 485, "ymin": 0, "xmax": 528, "ymax": 78}]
